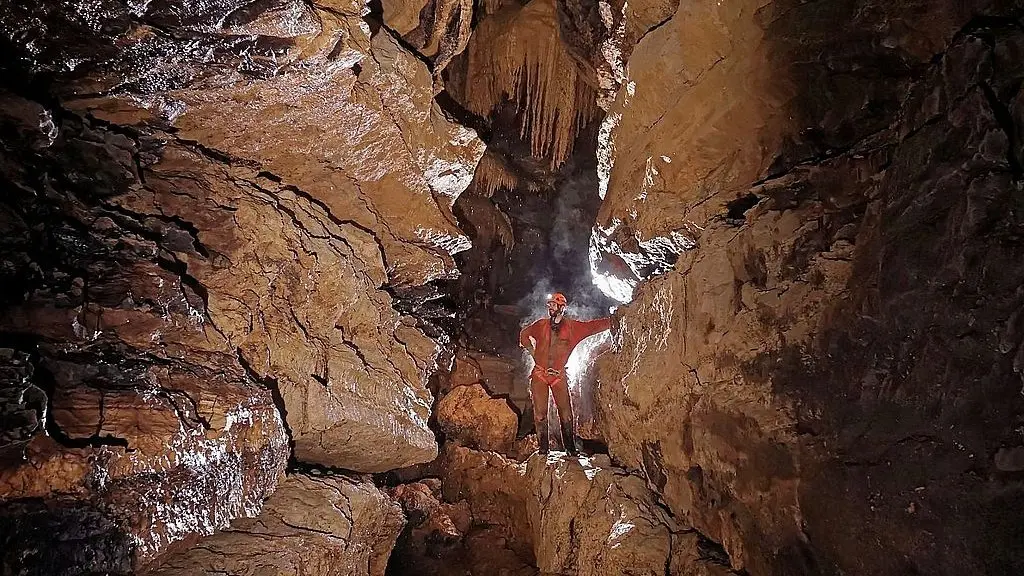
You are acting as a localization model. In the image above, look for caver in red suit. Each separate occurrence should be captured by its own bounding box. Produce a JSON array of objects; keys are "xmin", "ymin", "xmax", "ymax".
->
[{"xmin": 519, "ymin": 292, "xmax": 611, "ymax": 455}]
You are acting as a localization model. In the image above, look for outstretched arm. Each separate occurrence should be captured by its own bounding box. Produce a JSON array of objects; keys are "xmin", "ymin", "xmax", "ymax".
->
[{"xmin": 575, "ymin": 317, "xmax": 612, "ymax": 340}]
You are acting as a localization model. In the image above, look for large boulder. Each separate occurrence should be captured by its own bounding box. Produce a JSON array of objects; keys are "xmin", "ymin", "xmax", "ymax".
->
[
  {"xmin": 439, "ymin": 445, "xmax": 534, "ymax": 567},
  {"xmin": 388, "ymin": 446, "xmax": 538, "ymax": 576},
  {"xmin": 388, "ymin": 481, "xmax": 473, "ymax": 575},
  {"xmin": 144, "ymin": 474, "xmax": 405, "ymax": 576},
  {"xmin": 525, "ymin": 454, "xmax": 731, "ymax": 576},
  {"xmin": 436, "ymin": 383, "xmax": 518, "ymax": 453}
]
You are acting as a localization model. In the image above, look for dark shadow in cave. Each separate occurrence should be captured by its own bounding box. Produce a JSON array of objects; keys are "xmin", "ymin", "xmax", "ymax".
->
[{"xmin": 0, "ymin": 499, "xmax": 135, "ymax": 575}]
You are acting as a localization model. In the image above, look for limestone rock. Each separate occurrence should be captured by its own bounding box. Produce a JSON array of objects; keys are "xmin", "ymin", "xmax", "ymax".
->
[
  {"xmin": 593, "ymin": 0, "xmax": 994, "ymax": 280},
  {"xmin": 388, "ymin": 481, "xmax": 473, "ymax": 574},
  {"xmin": 144, "ymin": 474, "xmax": 405, "ymax": 576},
  {"xmin": 0, "ymin": 0, "xmax": 486, "ymax": 476},
  {"xmin": 556, "ymin": 0, "xmax": 681, "ymax": 108},
  {"xmin": 391, "ymin": 481, "xmax": 472, "ymax": 539},
  {"xmin": 381, "ymin": 0, "xmax": 476, "ymax": 77},
  {"xmin": 526, "ymin": 454, "xmax": 674, "ymax": 575},
  {"xmin": 443, "ymin": 349, "xmax": 530, "ymax": 413},
  {"xmin": 0, "ymin": 349, "xmax": 289, "ymax": 573},
  {"xmin": 59, "ymin": 0, "xmax": 484, "ymax": 288},
  {"xmin": 446, "ymin": 349, "xmax": 489, "ymax": 391},
  {"xmin": 508, "ymin": 435, "xmax": 540, "ymax": 462},
  {"xmin": 389, "ymin": 447, "xmax": 538, "ymax": 576},
  {"xmin": 594, "ymin": 4, "xmax": 1024, "ymax": 575},
  {"xmin": 0, "ymin": 96, "xmax": 437, "ymax": 473},
  {"xmin": 446, "ymin": 349, "xmax": 518, "ymax": 393},
  {"xmin": 437, "ymin": 383, "xmax": 518, "ymax": 453},
  {"xmin": 522, "ymin": 453, "xmax": 733, "ymax": 576},
  {"xmin": 439, "ymin": 445, "xmax": 534, "ymax": 565}
]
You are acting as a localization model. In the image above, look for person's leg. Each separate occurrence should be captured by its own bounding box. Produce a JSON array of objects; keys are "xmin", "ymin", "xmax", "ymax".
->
[
  {"xmin": 530, "ymin": 373, "xmax": 550, "ymax": 454},
  {"xmin": 550, "ymin": 378, "xmax": 578, "ymax": 455}
]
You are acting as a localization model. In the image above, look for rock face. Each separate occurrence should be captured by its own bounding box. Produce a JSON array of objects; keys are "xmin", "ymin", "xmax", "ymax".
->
[
  {"xmin": 420, "ymin": 445, "xmax": 537, "ymax": 574},
  {"xmin": 0, "ymin": 0, "xmax": 483, "ymax": 570},
  {"xmin": 388, "ymin": 481, "xmax": 474, "ymax": 575},
  {"xmin": 0, "ymin": 348, "xmax": 289, "ymax": 572},
  {"xmin": 526, "ymin": 454, "xmax": 676, "ymax": 575},
  {"xmin": 592, "ymin": 1, "xmax": 1024, "ymax": 575},
  {"xmin": 384, "ymin": 444, "xmax": 540, "ymax": 575},
  {"xmin": 526, "ymin": 454, "xmax": 732, "ymax": 576},
  {"xmin": 436, "ymin": 382, "xmax": 518, "ymax": 453},
  {"xmin": 438, "ymin": 445, "xmax": 534, "ymax": 564},
  {"xmin": 0, "ymin": 0, "xmax": 485, "ymax": 476},
  {"xmin": 145, "ymin": 473, "xmax": 405, "ymax": 576},
  {"xmin": 3, "ymin": 0, "xmax": 1023, "ymax": 575}
]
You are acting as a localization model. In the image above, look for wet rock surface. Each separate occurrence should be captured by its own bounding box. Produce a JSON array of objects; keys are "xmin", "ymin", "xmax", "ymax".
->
[
  {"xmin": 0, "ymin": 0, "xmax": 487, "ymax": 470},
  {"xmin": 0, "ymin": 342, "xmax": 289, "ymax": 572},
  {"xmin": 526, "ymin": 454, "xmax": 733, "ymax": 576},
  {"xmin": 2, "ymin": 0, "xmax": 1023, "ymax": 574},
  {"xmin": 0, "ymin": 0, "xmax": 482, "ymax": 570},
  {"xmin": 145, "ymin": 473, "xmax": 405, "ymax": 576},
  {"xmin": 594, "ymin": 1, "xmax": 1024, "ymax": 575},
  {"xmin": 436, "ymin": 382, "xmax": 518, "ymax": 453}
]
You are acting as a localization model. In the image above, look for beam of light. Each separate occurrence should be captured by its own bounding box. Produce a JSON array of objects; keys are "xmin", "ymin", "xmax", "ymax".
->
[
  {"xmin": 588, "ymin": 218, "xmax": 697, "ymax": 304},
  {"xmin": 565, "ymin": 331, "xmax": 612, "ymax": 438},
  {"xmin": 589, "ymin": 231, "xmax": 636, "ymax": 303}
]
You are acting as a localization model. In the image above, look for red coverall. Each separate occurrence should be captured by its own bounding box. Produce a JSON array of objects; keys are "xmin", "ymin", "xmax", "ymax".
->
[{"xmin": 519, "ymin": 316, "xmax": 611, "ymax": 452}]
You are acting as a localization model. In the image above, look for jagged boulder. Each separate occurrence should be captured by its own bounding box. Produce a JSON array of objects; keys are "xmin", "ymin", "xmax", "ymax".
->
[
  {"xmin": 388, "ymin": 446, "xmax": 538, "ymax": 576},
  {"xmin": 525, "ymin": 454, "xmax": 730, "ymax": 576},
  {"xmin": 388, "ymin": 481, "xmax": 473, "ymax": 575},
  {"xmin": 144, "ymin": 474, "xmax": 405, "ymax": 576},
  {"xmin": 526, "ymin": 453, "xmax": 673, "ymax": 575},
  {"xmin": 0, "ymin": 350, "xmax": 289, "ymax": 572},
  {"xmin": 439, "ymin": 445, "xmax": 534, "ymax": 567},
  {"xmin": 436, "ymin": 383, "xmax": 518, "ymax": 453},
  {"xmin": 445, "ymin": 350, "xmax": 520, "ymax": 397}
]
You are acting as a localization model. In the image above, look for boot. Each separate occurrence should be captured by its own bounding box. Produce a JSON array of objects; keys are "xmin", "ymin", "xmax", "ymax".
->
[
  {"xmin": 537, "ymin": 419, "xmax": 549, "ymax": 454},
  {"xmin": 560, "ymin": 420, "xmax": 579, "ymax": 456}
]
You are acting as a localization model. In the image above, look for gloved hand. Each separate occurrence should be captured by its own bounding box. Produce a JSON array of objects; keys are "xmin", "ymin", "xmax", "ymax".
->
[{"xmin": 610, "ymin": 309, "xmax": 623, "ymax": 335}]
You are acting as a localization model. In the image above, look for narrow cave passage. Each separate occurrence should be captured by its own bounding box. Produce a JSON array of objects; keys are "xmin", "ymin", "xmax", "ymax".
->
[{"xmin": 1, "ymin": 1, "xmax": 1024, "ymax": 576}]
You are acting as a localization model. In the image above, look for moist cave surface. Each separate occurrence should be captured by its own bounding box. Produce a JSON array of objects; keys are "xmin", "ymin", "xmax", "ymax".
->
[{"xmin": 1, "ymin": 0, "xmax": 1023, "ymax": 576}]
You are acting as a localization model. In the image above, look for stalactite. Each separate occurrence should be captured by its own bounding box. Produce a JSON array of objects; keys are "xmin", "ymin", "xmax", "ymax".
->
[
  {"xmin": 474, "ymin": 152, "xmax": 518, "ymax": 196},
  {"xmin": 422, "ymin": 0, "xmax": 474, "ymax": 75},
  {"xmin": 392, "ymin": 0, "xmax": 474, "ymax": 87},
  {"xmin": 461, "ymin": 0, "xmax": 597, "ymax": 170},
  {"xmin": 479, "ymin": 0, "xmax": 506, "ymax": 16},
  {"xmin": 470, "ymin": 150, "xmax": 541, "ymax": 196}
]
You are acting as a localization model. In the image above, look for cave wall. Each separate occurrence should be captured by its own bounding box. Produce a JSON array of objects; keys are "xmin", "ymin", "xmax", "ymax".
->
[
  {"xmin": 1, "ymin": 0, "xmax": 1023, "ymax": 574},
  {"xmin": 593, "ymin": 0, "xmax": 1024, "ymax": 574},
  {"xmin": 0, "ymin": 0, "xmax": 483, "ymax": 571}
]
